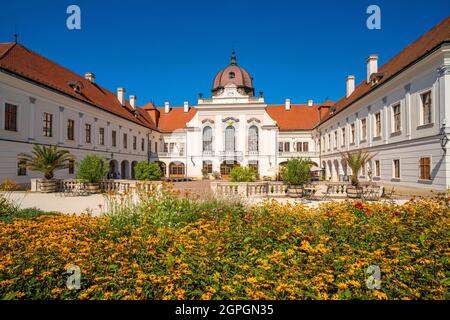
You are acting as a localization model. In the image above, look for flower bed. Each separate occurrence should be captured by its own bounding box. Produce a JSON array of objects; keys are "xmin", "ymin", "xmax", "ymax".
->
[{"xmin": 0, "ymin": 190, "xmax": 448, "ymax": 300}]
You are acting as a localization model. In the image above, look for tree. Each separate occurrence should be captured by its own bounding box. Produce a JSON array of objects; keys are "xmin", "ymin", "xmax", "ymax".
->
[
  {"xmin": 76, "ymin": 155, "xmax": 108, "ymax": 183},
  {"xmin": 134, "ymin": 161, "xmax": 162, "ymax": 181},
  {"xmin": 341, "ymin": 150, "xmax": 375, "ymax": 186},
  {"xmin": 18, "ymin": 144, "xmax": 74, "ymax": 180},
  {"xmin": 280, "ymin": 158, "xmax": 312, "ymax": 187}
]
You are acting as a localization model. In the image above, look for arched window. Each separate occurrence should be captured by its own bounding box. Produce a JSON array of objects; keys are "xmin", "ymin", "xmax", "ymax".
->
[
  {"xmin": 225, "ymin": 126, "xmax": 235, "ymax": 151},
  {"xmin": 169, "ymin": 162, "xmax": 185, "ymax": 177},
  {"xmin": 203, "ymin": 126, "xmax": 213, "ymax": 151},
  {"xmin": 248, "ymin": 126, "xmax": 258, "ymax": 152},
  {"xmin": 229, "ymin": 72, "xmax": 235, "ymax": 79}
]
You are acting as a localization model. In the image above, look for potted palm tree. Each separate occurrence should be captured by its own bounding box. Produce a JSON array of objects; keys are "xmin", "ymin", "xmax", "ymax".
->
[
  {"xmin": 341, "ymin": 150, "xmax": 374, "ymax": 198},
  {"xmin": 18, "ymin": 144, "xmax": 74, "ymax": 193},
  {"xmin": 281, "ymin": 158, "xmax": 311, "ymax": 198},
  {"xmin": 76, "ymin": 155, "xmax": 108, "ymax": 194}
]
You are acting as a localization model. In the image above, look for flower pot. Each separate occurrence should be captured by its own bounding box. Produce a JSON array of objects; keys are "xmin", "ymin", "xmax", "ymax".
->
[
  {"xmin": 346, "ymin": 186, "xmax": 362, "ymax": 199},
  {"xmin": 86, "ymin": 183, "xmax": 100, "ymax": 194},
  {"xmin": 287, "ymin": 186, "xmax": 303, "ymax": 198},
  {"xmin": 39, "ymin": 179, "xmax": 58, "ymax": 193}
]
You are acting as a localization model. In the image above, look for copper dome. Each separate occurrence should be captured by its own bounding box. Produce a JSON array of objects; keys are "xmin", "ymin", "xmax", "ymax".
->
[{"xmin": 212, "ymin": 50, "xmax": 254, "ymax": 96}]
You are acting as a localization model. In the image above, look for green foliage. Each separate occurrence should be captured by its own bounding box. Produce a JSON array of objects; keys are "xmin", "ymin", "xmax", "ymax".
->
[
  {"xmin": 134, "ymin": 162, "xmax": 162, "ymax": 181},
  {"xmin": 18, "ymin": 144, "xmax": 74, "ymax": 180},
  {"xmin": 341, "ymin": 150, "xmax": 375, "ymax": 186},
  {"xmin": 76, "ymin": 155, "xmax": 108, "ymax": 183},
  {"xmin": 230, "ymin": 166, "xmax": 257, "ymax": 182},
  {"xmin": 0, "ymin": 194, "xmax": 54, "ymax": 223},
  {"xmin": 281, "ymin": 158, "xmax": 311, "ymax": 186}
]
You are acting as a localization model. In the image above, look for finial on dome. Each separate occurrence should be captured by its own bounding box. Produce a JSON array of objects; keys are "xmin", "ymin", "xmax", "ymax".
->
[{"xmin": 230, "ymin": 49, "xmax": 237, "ymax": 65}]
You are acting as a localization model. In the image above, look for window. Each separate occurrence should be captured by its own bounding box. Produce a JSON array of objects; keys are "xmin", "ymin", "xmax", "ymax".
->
[
  {"xmin": 225, "ymin": 126, "xmax": 235, "ymax": 151},
  {"xmin": 17, "ymin": 160, "xmax": 26, "ymax": 176},
  {"xmin": 202, "ymin": 161, "xmax": 212, "ymax": 174},
  {"xmin": 278, "ymin": 142, "xmax": 283, "ymax": 152},
  {"xmin": 248, "ymin": 126, "xmax": 259, "ymax": 152},
  {"xmin": 419, "ymin": 157, "xmax": 431, "ymax": 180},
  {"xmin": 361, "ymin": 118, "xmax": 367, "ymax": 141},
  {"xmin": 141, "ymin": 138, "xmax": 145, "ymax": 151},
  {"xmin": 375, "ymin": 160, "xmax": 380, "ymax": 177},
  {"xmin": 155, "ymin": 142, "xmax": 157, "ymax": 153},
  {"xmin": 123, "ymin": 133, "xmax": 127, "ymax": 149},
  {"xmin": 179, "ymin": 143, "xmax": 185, "ymax": 155},
  {"xmin": 99, "ymin": 128, "xmax": 105, "ymax": 145},
  {"xmin": 420, "ymin": 91, "xmax": 432, "ymax": 125},
  {"xmin": 203, "ymin": 126, "xmax": 213, "ymax": 151},
  {"xmin": 350, "ymin": 123, "xmax": 355, "ymax": 144},
  {"xmin": 68, "ymin": 160, "xmax": 75, "ymax": 174},
  {"xmin": 334, "ymin": 131, "xmax": 337, "ymax": 149},
  {"xmin": 169, "ymin": 162, "xmax": 185, "ymax": 176},
  {"xmin": 392, "ymin": 103, "xmax": 401, "ymax": 132},
  {"xmin": 284, "ymin": 142, "xmax": 290, "ymax": 152},
  {"xmin": 112, "ymin": 130, "xmax": 117, "ymax": 147},
  {"xmin": 296, "ymin": 142, "xmax": 302, "ymax": 152},
  {"xmin": 328, "ymin": 134, "xmax": 331, "ymax": 150},
  {"xmin": 4, "ymin": 103, "xmax": 18, "ymax": 131},
  {"xmin": 303, "ymin": 142, "xmax": 309, "ymax": 152},
  {"xmin": 163, "ymin": 142, "xmax": 169, "ymax": 153},
  {"xmin": 393, "ymin": 159, "xmax": 400, "ymax": 179},
  {"xmin": 341, "ymin": 128, "xmax": 346, "ymax": 146},
  {"xmin": 67, "ymin": 119, "xmax": 75, "ymax": 140},
  {"xmin": 43, "ymin": 113, "xmax": 53, "ymax": 137},
  {"xmin": 229, "ymin": 72, "xmax": 235, "ymax": 79},
  {"xmin": 374, "ymin": 112, "xmax": 381, "ymax": 137},
  {"xmin": 85, "ymin": 124, "xmax": 91, "ymax": 143},
  {"xmin": 169, "ymin": 142, "xmax": 176, "ymax": 153},
  {"xmin": 133, "ymin": 136, "xmax": 137, "ymax": 150}
]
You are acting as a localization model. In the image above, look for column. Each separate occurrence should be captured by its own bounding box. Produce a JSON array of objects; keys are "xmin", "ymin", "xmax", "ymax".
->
[
  {"xmin": 58, "ymin": 106, "xmax": 64, "ymax": 145},
  {"xmin": 78, "ymin": 112, "xmax": 83, "ymax": 147},
  {"xmin": 382, "ymin": 97, "xmax": 388, "ymax": 144},
  {"xmin": 28, "ymin": 97, "xmax": 36, "ymax": 141},
  {"xmin": 404, "ymin": 83, "xmax": 411, "ymax": 139}
]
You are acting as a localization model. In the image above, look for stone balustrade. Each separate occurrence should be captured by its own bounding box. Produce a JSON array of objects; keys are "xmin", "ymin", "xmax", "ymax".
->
[{"xmin": 211, "ymin": 181, "xmax": 287, "ymax": 198}]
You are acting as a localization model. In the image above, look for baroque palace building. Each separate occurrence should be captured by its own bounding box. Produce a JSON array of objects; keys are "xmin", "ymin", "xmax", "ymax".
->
[{"xmin": 0, "ymin": 16, "xmax": 449, "ymax": 190}]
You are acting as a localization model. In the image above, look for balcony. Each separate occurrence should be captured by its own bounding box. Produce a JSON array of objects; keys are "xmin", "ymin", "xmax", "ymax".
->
[
  {"xmin": 278, "ymin": 151, "xmax": 319, "ymax": 158},
  {"xmin": 219, "ymin": 151, "xmax": 243, "ymax": 161},
  {"xmin": 202, "ymin": 150, "xmax": 215, "ymax": 156},
  {"xmin": 150, "ymin": 151, "xmax": 185, "ymax": 158},
  {"xmin": 246, "ymin": 150, "xmax": 260, "ymax": 156}
]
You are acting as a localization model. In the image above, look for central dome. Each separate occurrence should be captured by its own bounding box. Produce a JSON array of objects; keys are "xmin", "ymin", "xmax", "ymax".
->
[{"xmin": 212, "ymin": 50, "xmax": 254, "ymax": 97}]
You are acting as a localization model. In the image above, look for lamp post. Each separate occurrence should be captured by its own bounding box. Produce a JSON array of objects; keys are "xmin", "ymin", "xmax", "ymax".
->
[{"xmin": 440, "ymin": 120, "xmax": 448, "ymax": 153}]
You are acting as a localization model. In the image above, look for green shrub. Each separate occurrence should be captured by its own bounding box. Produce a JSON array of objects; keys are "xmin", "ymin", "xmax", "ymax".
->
[
  {"xmin": 134, "ymin": 161, "xmax": 162, "ymax": 181},
  {"xmin": 230, "ymin": 166, "xmax": 257, "ymax": 182},
  {"xmin": 281, "ymin": 158, "xmax": 311, "ymax": 186},
  {"xmin": 76, "ymin": 155, "xmax": 108, "ymax": 183}
]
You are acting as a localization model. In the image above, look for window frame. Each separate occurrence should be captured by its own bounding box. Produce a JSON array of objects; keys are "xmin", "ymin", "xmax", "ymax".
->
[
  {"xmin": 419, "ymin": 89, "xmax": 433, "ymax": 126},
  {"xmin": 391, "ymin": 102, "xmax": 402, "ymax": 134},
  {"xmin": 85, "ymin": 123, "xmax": 91, "ymax": 143},
  {"xmin": 374, "ymin": 112, "xmax": 381, "ymax": 138},
  {"xmin": 393, "ymin": 159, "xmax": 401, "ymax": 180},
  {"xmin": 419, "ymin": 157, "xmax": 431, "ymax": 181},
  {"xmin": 4, "ymin": 102, "xmax": 19, "ymax": 132},
  {"xmin": 67, "ymin": 119, "xmax": 75, "ymax": 141},
  {"xmin": 99, "ymin": 127, "xmax": 105, "ymax": 145},
  {"xmin": 43, "ymin": 112, "xmax": 53, "ymax": 137},
  {"xmin": 360, "ymin": 118, "xmax": 367, "ymax": 141}
]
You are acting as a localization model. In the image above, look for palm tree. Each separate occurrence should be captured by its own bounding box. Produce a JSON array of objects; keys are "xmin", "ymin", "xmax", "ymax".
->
[
  {"xmin": 18, "ymin": 144, "xmax": 74, "ymax": 180},
  {"xmin": 341, "ymin": 150, "xmax": 375, "ymax": 186}
]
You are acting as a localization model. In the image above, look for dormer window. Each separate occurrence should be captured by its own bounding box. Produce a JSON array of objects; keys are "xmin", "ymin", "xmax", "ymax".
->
[
  {"xmin": 68, "ymin": 80, "xmax": 84, "ymax": 94},
  {"xmin": 369, "ymin": 73, "xmax": 384, "ymax": 86},
  {"xmin": 229, "ymin": 72, "xmax": 235, "ymax": 79}
]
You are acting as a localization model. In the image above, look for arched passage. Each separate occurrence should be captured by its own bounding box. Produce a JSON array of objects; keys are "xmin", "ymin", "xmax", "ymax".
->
[
  {"xmin": 169, "ymin": 162, "xmax": 185, "ymax": 177},
  {"xmin": 109, "ymin": 160, "xmax": 119, "ymax": 179},
  {"xmin": 121, "ymin": 160, "xmax": 129, "ymax": 179},
  {"xmin": 131, "ymin": 161, "xmax": 138, "ymax": 180}
]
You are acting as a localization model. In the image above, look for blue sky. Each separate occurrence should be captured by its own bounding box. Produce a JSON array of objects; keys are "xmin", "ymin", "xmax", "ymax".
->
[{"xmin": 1, "ymin": 0, "xmax": 449, "ymax": 107}]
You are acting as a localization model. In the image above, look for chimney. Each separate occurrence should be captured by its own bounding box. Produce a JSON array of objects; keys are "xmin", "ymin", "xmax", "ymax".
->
[
  {"xmin": 164, "ymin": 101, "xmax": 171, "ymax": 113},
  {"xmin": 308, "ymin": 100, "xmax": 313, "ymax": 107},
  {"xmin": 130, "ymin": 95, "xmax": 136, "ymax": 109},
  {"xmin": 183, "ymin": 101, "xmax": 189, "ymax": 113},
  {"xmin": 117, "ymin": 88, "xmax": 125, "ymax": 106},
  {"xmin": 285, "ymin": 98, "xmax": 291, "ymax": 111},
  {"xmin": 346, "ymin": 75, "xmax": 355, "ymax": 98},
  {"xmin": 85, "ymin": 72, "xmax": 96, "ymax": 83},
  {"xmin": 366, "ymin": 55, "xmax": 378, "ymax": 83}
]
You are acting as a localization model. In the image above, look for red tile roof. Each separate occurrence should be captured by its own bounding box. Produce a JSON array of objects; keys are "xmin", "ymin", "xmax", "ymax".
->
[
  {"xmin": 0, "ymin": 43, "xmax": 158, "ymax": 130},
  {"xmin": 154, "ymin": 107, "xmax": 197, "ymax": 133},
  {"xmin": 319, "ymin": 15, "xmax": 450, "ymax": 125},
  {"xmin": 266, "ymin": 104, "xmax": 323, "ymax": 131}
]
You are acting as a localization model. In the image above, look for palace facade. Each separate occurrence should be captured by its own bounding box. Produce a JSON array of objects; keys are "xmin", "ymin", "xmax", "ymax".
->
[{"xmin": 1, "ymin": 17, "xmax": 449, "ymax": 190}]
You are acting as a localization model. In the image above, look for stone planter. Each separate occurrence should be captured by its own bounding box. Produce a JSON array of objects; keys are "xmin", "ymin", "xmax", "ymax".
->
[
  {"xmin": 346, "ymin": 185, "xmax": 362, "ymax": 199},
  {"xmin": 86, "ymin": 183, "xmax": 100, "ymax": 194},
  {"xmin": 39, "ymin": 179, "xmax": 58, "ymax": 193},
  {"xmin": 287, "ymin": 186, "xmax": 303, "ymax": 198}
]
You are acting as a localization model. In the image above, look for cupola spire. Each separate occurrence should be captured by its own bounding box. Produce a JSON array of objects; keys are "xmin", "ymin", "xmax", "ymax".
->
[{"xmin": 230, "ymin": 49, "xmax": 237, "ymax": 65}]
